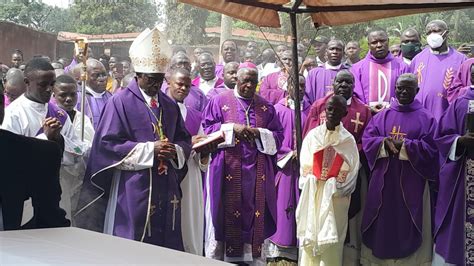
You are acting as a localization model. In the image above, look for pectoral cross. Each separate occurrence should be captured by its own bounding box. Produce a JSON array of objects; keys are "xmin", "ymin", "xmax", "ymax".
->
[
  {"xmin": 244, "ymin": 109, "xmax": 251, "ymax": 127},
  {"xmin": 170, "ymin": 195, "xmax": 179, "ymax": 231},
  {"xmin": 351, "ymin": 112, "xmax": 364, "ymax": 133},
  {"xmin": 390, "ymin": 125, "xmax": 406, "ymax": 140}
]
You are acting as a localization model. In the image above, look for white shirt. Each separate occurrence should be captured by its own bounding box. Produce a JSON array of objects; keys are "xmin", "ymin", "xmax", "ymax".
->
[
  {"xmin": 200, "ymin": 77, "xmax": 218, "ymax": 96},
  {"xmin": 85, "ymin": 86, "xmax": 107, "ymax": 98}
]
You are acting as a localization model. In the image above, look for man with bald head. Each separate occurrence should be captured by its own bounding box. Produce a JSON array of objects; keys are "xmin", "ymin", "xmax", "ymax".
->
[
  {"xmin": 351, "ymin": 28, "xmax": 410, "ymax": 113},
  {"xmin": 305, "ymin": 39, "xmax": 349, "ymax": 104},
  {"xmin": 400, "ymin": 28, "xmax": 422, "ymax": 65},
  {"xmin": 410, "ymin": 19, "xmax": 467, "ymax": 120},
  {"xmin": 345, "ymin": 41, "xmax": 361, "ymax": 65},
  {"xmin": 259, "ymin": 49, "xmax": 293, "ymax": 105},
  {"xmin": 215, "ymin": 40, "xmax": 238, "ymax": 78},
  {"xmin": 207, "ymin": 62, "xmax": 239, "ymax": 99},
  {"xmin": 361, "ymin": 73, "xmax": 437, "ymax": 265},
  {"xmin": 257, "ymin": 48, "xmax": 279, "ymax": 80},
  {"xmin": 162, "ymin": 52, "xmax": 208, "ymax": 112},
  {"xmin": 192, "ymin": 52, "xmax": 225, "ymax": 99},
  {"xmin": 203, "ymin": 67, "xmax": 283, "ymax": 264},
  {"xmin": 3, "ymin": 68, "xmax": 26, "ymax": 107},
  {"xmin": 76, "ymin": 58, "xmax": 112, "ymax": 129}
]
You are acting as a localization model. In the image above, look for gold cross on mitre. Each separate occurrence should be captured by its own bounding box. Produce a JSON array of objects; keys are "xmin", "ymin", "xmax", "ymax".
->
[
  {"xmin": 170, "ymin": 195, "xmax": 179, "ymax": 231},
  {"xmin": 351, "ymin": 112, "xmax": 364, "ymax": 133},
  {"xmin": 390, "ymin": 125, "xmax": 406, "ymax": 140}
]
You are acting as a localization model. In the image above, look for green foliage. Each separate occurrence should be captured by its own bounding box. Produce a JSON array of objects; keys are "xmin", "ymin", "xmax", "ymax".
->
[
  {"xmin": 0, "ymin": 0, "xmax": 61, "ymax": 30},
  {"xmin": 71, "ymin": 2, "xmax": 159, "ymax": 34},
  {"xmin": 165, "ymin": 0, "xmax": 208, "ymax": 45}
]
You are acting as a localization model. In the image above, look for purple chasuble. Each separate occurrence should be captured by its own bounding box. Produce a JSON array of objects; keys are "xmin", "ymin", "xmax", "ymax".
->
[
  {"xmin": 410, "ymin": 47, "xmax": 467, "ymax": 119},
  {"xmin": 75, "ymin": 79, "xmax": 191, "ymax": 250},
  {"xmin": 76, "ymin": 90, "xmax": 112, "ymax": 129},
  {"xmin": 161, "ymin": 82, "xmax": 208, "ymax": 113},
  {"xmin": 259, "ymin": 71, "xmax": 288, "ymax": 105},
  {"xmin": 203, "ymin": 90, "xmax": 283, "ymax": 257},
  {"xmin": 269, "ymin": 97, "xmax": 310, "ymax": 247},
  {"xmin": 361, "ymin": 99, "xmax": 438, "ymax": 259},
  {"xmin": 447, "ymin": 58, "xmax": 474, "ymax": 103},
  {"xmin": 184, "ymin": 105, "xmax": 202, "ymax": 136},
  {"xmin": 351, "ymin": 53, "xmax": 409, "ymax": 106},
  {"xmin": 304, "ymin": 64, "xmax": 349, "ymax": 104},
  {"xmin": 434, "ymin": 89, "xmax": 474, "ymax": 265},
  {"xmin": 64, "ymin": 58, "xmax": 78, "ymax": 74},
  {"xmin": 207, "ymin": 86, "xmax": 231, "ymax": 99},
  {"xmin": 191, "ymin": 76, "xmax": 225, "ymax": 100},
  {"xmin": 215, "ymin": 63, "xmax": 224, "ymax": 79}
]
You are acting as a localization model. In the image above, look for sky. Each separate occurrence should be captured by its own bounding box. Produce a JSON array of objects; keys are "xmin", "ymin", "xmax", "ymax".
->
[{"xmin": 41, "ymin": 0, "xmax": 166, "ymax": 8}]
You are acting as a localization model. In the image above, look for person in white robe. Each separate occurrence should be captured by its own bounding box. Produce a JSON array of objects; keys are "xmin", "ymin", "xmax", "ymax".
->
[
  {"xmin": 296, "ymin": 95, "xmax": 359, "ymax": 266},
  {"xmin": 1, "ymin": 59, "xmax": 87, "ymax": 222}
]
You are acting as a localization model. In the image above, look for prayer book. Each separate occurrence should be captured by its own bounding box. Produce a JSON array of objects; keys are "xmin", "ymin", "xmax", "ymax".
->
[{"xmin": 192, "ymin": 131, "xmax": 226, "ymax": 153}]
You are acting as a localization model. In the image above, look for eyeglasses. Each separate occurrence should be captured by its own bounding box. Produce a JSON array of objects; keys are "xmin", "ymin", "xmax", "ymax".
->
[{"xmin": 89, "ymin": 72, "xmax": 108, "ymax": 79}]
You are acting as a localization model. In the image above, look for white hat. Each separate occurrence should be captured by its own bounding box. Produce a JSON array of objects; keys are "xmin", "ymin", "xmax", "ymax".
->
[{"xmin": 129, "ymin": 26, "xmax": 171, "ymax": 73}]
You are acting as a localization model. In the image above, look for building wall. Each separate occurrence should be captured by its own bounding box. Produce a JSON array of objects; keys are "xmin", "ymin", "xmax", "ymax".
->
[{"xmin": 0, "ymin": 21, "xmax": 58, "ymax": 66}]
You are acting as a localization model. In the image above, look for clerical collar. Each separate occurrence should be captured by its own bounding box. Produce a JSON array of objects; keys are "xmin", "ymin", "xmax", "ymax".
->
[
  {"xmin": 346, "ymin": 98, "xmax": 352, "ymax": 106},
  {"xmin": 325, "ymin": 62, "xmax": 342, "ymax": 70},
  {"xmin": 287, "ymin": 98, "xmax": 304, "ymax": 110},
  {"xmin": 85, "ymin": 86, "xmax": 107, "ymax": 98},
  {"xmin": 177, "ymin": 102, "xmax": 187, "ymax": 120},
  {"xmin": 138, "ymin": 86, "xmax": 159, "ymax": 108},
  {"xmin": 403, "ymin": 57, "xmax": 412, "ymax": 65},
  {"xmin": 430, "ymin": 47, "xmax": 450, "ymax": 55},
  {"xmin": 200, "ymin": 76, "xmax": 217, "ymax": 86},
  {"xmin": 471, "ymin": 85, "xmax": 474, "ymax": 89},
  {"xmin": 233, "ymin": 86, "xmax": 252, "ymax": 100},
  {"xmin": 316, "ymin": 56, "xmax": 325, "ymax": 67}
]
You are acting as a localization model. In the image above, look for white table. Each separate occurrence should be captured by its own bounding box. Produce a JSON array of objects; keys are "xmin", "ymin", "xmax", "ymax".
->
[{"xmin": 0, "ymin": 227, "xmax": 229, "ymax": 265}]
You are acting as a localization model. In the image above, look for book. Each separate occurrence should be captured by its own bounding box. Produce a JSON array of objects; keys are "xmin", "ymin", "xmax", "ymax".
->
[{"xmin": 192, "ymin": 131, "xmax": 226, "ymax": 153}]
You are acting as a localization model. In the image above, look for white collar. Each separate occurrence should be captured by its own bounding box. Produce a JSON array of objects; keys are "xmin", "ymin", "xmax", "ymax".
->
[
  {"xmin": 200, "ymin": 76, "xmax": 217, "ymax": 85},
  {"xmin": 403, "ymin": 57, "xmax": 412, "ymax": 65},
  {"xmin": 138, "ymin": 86, "xmax": 159, "ymax": 108},
  {"xmin": 430, "ymin": 47, "xmax": 450, "ymax": 55},
  {"xmin": 86, "ymin": 86, "xmax": 107, "ymax": 98},
  {"xmin": 177, "ymin": 102, "xmax": 187, "ymax": 120},
  {"xmin": 325, "ymin": 62, "xmax": 342, "ymax": 70},
  {"xmin": 346, "ymin": 98, "xmax": 352, "ymax": 105},
  {"xmin": 233, "ymin": 86, "xmax": 252, "ymax": 100},
  {"xmin": 20, "ymin": 94, "xmax": 47, "ymax": 111},
  {"xmin": 287, "ymin": 98, "xmax": 304, "ymax": 110}
]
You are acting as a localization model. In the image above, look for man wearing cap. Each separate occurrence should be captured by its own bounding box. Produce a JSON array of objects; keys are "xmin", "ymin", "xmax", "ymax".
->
[
  {"xmin": 75, "ymin": 27, "xmax": 192, "ymax": 251},
  {"xmin": 311, "ymin": 36, "xmax": 329, "ymax": 67}
]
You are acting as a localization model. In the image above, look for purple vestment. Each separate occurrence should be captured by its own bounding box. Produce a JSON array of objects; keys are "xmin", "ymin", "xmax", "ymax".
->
[
  {"xmin": 75, "ymin": 78, "xmax": 191, "ymax": 250},
  {"xmin": 447, "ymin": 58, "xmax": 474, "ymax": 103},
  {"xmin": 215, "ymin": 63, "xmax": 224, "ymax": 79},
  {"xmin": 184, "ymin": 105, "xmax": 202, "ymax": 136},
  {"xmin": 76, "ymin": 90, "xmax": 112, "ymax": 129},
  {"xmin": 361, "ymin": 99, "xmax": 438, "ymax": 259},
  {"xmin": 207, "ymin": 86, "xmax": 230, "ymax": 99},
  {"xmin": 269, "ymin": 97, "xmax": 310, "ymax": 248},
  {"xmin": 64, "ymin": 58, "xmax": 78, "ymax": 74},
  {"xmin": 192, "ymin": 76, "xmax": 225, "ymax": 100},
  {"xmin": 434, "ymin": 89, "xmax": 474, "ymax": 265},
  {"xmin": 304, "ymin": 64, "xmax": 349, "ymax": 104},
  {"xmin": 161, "ymin": 82, "xmax": 208, "ymax": 113},
  {"xmin": 203, "ymin": 90, "xmax": 283, "ymax": 257},
  {"xmin": 410, "ymin": 47, "xmax": 467, "ymax": 119},
  {"xmin": 351, "ymin": 53, "xmax": 409, "ymax": 105},
  {"xmin": 259, "ymin": 71, "xmax": 288, "ymax": 105}
]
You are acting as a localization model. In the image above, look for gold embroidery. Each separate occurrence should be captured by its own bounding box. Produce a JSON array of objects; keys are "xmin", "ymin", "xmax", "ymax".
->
[
  {"xmin": 443, "ymin": 67, "xmax": 454, "ymax": 90},
  {"xmin": 261, "ymin": 175, "xmax": 266, "ymax": 181},
  {"xmin": 261, "ymin": 105, "xmax": 268, "ymax": 112},
  {"xmin": 351, "ymin": 112, "xmax": 364, "ymax": 133},
  {"xmin": 416, "ymin": 62, "xmax": 425, "ymax": 84},
  {"xmin": 222, "ymin": 105, "xmax": 230, "ymax": 112},
  {"xmin": 233, "ymin": 210, "xmax": 241, "ymax": 218},
  {"xmin": 226, "ymin": 174, "xmax": 233, "ymax": 181},
  {"xmin": 255, "ymin": 210, "xmax": 261, "ymax": 218},
  {"xmin": 390, "ymin": 125, "xmax": 406, "ymax": 140},
  {"xmin": 302, "ymin": 165, "xmax": 312, "ymax": 176}
]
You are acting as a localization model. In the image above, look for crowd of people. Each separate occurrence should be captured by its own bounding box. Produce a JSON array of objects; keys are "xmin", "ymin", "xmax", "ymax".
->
[{"xmin": 0, "ymin": 18, "xmax": 473, "ymax": 266}]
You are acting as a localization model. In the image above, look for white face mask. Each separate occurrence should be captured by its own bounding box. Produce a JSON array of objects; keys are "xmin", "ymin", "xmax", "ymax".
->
[{"xmin": 427, "ymin": 31, "xmax": 446, "ymax": 49}]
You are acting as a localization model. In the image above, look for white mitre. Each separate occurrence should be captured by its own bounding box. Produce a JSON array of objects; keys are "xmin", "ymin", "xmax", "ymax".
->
[{"xmin": 129, "ymin": 26, "xmax": 171, "ymax": 73}]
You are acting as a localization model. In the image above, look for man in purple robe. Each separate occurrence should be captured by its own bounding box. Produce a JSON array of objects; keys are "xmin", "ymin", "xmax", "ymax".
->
[
  {"xmin": 305, "ymin": 39, "xmax": 349, "ymax": 104},
  {"xmin": 74, "ymin": 27, "xmax": 192, "ymax": 251},
  {"xmin": 433, "ymin": 65, "xmax": 474, "ymax": 266},
  {"xmin": 215, "ymin": 40, "xmax": 238, "ymax": 78},
  {"xmin": 192, "ymin": 52, "xmax": 225, "ymax": 99},
  {"xmin": 410, "ymin": 20, "xmax": 467, "ymax": 120},
  {"xmin": 203, "ymin": 67, "xmax": 284, "ymax": 264},
  {"xmin": 207, "ymin": 61, "xmax": 239, "ymax": 99},
  {"xmin": 267, "ymin": 74, "xmax": 309, "ymax": 264},
  {"xmin": 76, "ymin": 59, "xmax": 112, "ymax": 129},
  {"xmin": 259, "ymin": 50, "xmax": 292, "ymax": 105},
  {"xmin": 65, "ymin": 46, "xmax": 92, "ymax": 74},
  {"xmin": 351, "ymin": 29, "xmax": 410, "ymax": 113},
  {"xmin": 447, "ymin": 58, "xmax": 474, "ymax": 103},
  {"xmin": 162, "ymin": 52, "xmax": 208, "ymax": 112},
  {"xmin": 400, "ymin": 28, "xmax": 422, "ymax": 65},
  {"xmin": 361, "ymin": 74, "xmax": 438, "ymax": 265}
]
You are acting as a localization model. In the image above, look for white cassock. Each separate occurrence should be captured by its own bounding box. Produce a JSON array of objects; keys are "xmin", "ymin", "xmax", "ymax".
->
[
  {"xmin": 296, "ymin": 123, "xmax": 359, "ymax": 266},
  {"xmin": 1, "ymin": 95, "xmax": 89, "ymax": 221},
  {"xmin": 177, "ymin": 102, "xmax": 207, "ymax": 255}
]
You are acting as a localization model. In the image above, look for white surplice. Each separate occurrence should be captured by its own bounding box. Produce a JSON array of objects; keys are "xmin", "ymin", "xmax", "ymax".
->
[
  {"xmin": 1, "ymin": 95, "xmax": 88, "ymax": 221},
  {"xmin": 296, "ymin": 123, "xmax": 359, "ymax": 266}
]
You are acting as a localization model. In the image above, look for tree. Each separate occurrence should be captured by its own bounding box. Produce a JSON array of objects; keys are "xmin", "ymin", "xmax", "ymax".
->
[
  {"xmin": 70, "ymin": 2, "xmax": 160, "ymax": 34},
  {"xmin": 0, "ymin": 0, "xmax": 58, "ymax": 30},
  {"xmin": 165, "ymin": 0, "xmax": 209, "ymax": 45}
]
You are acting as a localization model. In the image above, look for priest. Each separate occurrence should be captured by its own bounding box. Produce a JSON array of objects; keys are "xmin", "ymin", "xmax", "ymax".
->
[
  {"xmin": 410, "ymin": 20, "xmax": 466, "ymax": 120},
  {"xmin": 433, "ymin": 64, "xmax": 474, "ymax": 265},
  {"xmin": 207, "ymin": 62, "xmax": 239, "ymax": 98},
  {"xmin": 259, "ymin": 50, "xmax": 292, "ymax": 105},
  {"xmin": 447, "ymin": 58, "xmax": 474, "ymax": 103},
  {"xmin": 74, "ymin": 27, "xmax": 192, "ymax": 251},
  {"xmin": 215, "ymin": 40, "xmax": 238, "ymax": 78},
  {"xmin": 305, "ymin": 39, "xmax": 349, "ymax": 104},
  {"xmin": 203, "ymin": 67, "xmax": 284, "ymax": 264},
  {"xmin": 76, "ymin": 59, "xmax": 113, "ymax": 129},
  {"xmin": 351, "ymin": 29, "xmax": 409, "ymax": 113},
  {"xmin": 192, "ymin": 52, "xmax": 225, "ymax": 99},
  {"xmin": 361, "ymin": 74, "xmax": 437, "ymax": 265},
  {"xmin": 166, "ymin": 67, "xmax": 217, "ymax": 255},
  {"xmin": 297, "ymin": 95, "xmax": 359, "ymax": 266},
  {"xmin": 267, "ymin": 74, "xmax": 310, "ymax": 264}
]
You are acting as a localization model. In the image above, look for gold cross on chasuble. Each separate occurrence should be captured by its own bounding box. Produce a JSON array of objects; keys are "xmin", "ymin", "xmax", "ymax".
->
[
  {"xmin": 390, "ymin": 125, "xmax": 407, "ymax": 140},
  {"xmin": 351, "ymin": 112, "xmax": 364, "ymax": 133}
]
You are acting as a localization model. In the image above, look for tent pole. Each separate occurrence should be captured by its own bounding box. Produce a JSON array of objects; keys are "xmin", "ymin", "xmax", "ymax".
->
[{"xmin": 290, "ymin": 12, "xmax": 302, "ymax": 157}]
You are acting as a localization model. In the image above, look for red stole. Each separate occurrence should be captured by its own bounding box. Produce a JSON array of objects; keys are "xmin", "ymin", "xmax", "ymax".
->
[{"xmin": 313, "ymin": 146, "xmax": 347, "ymax": 183}]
